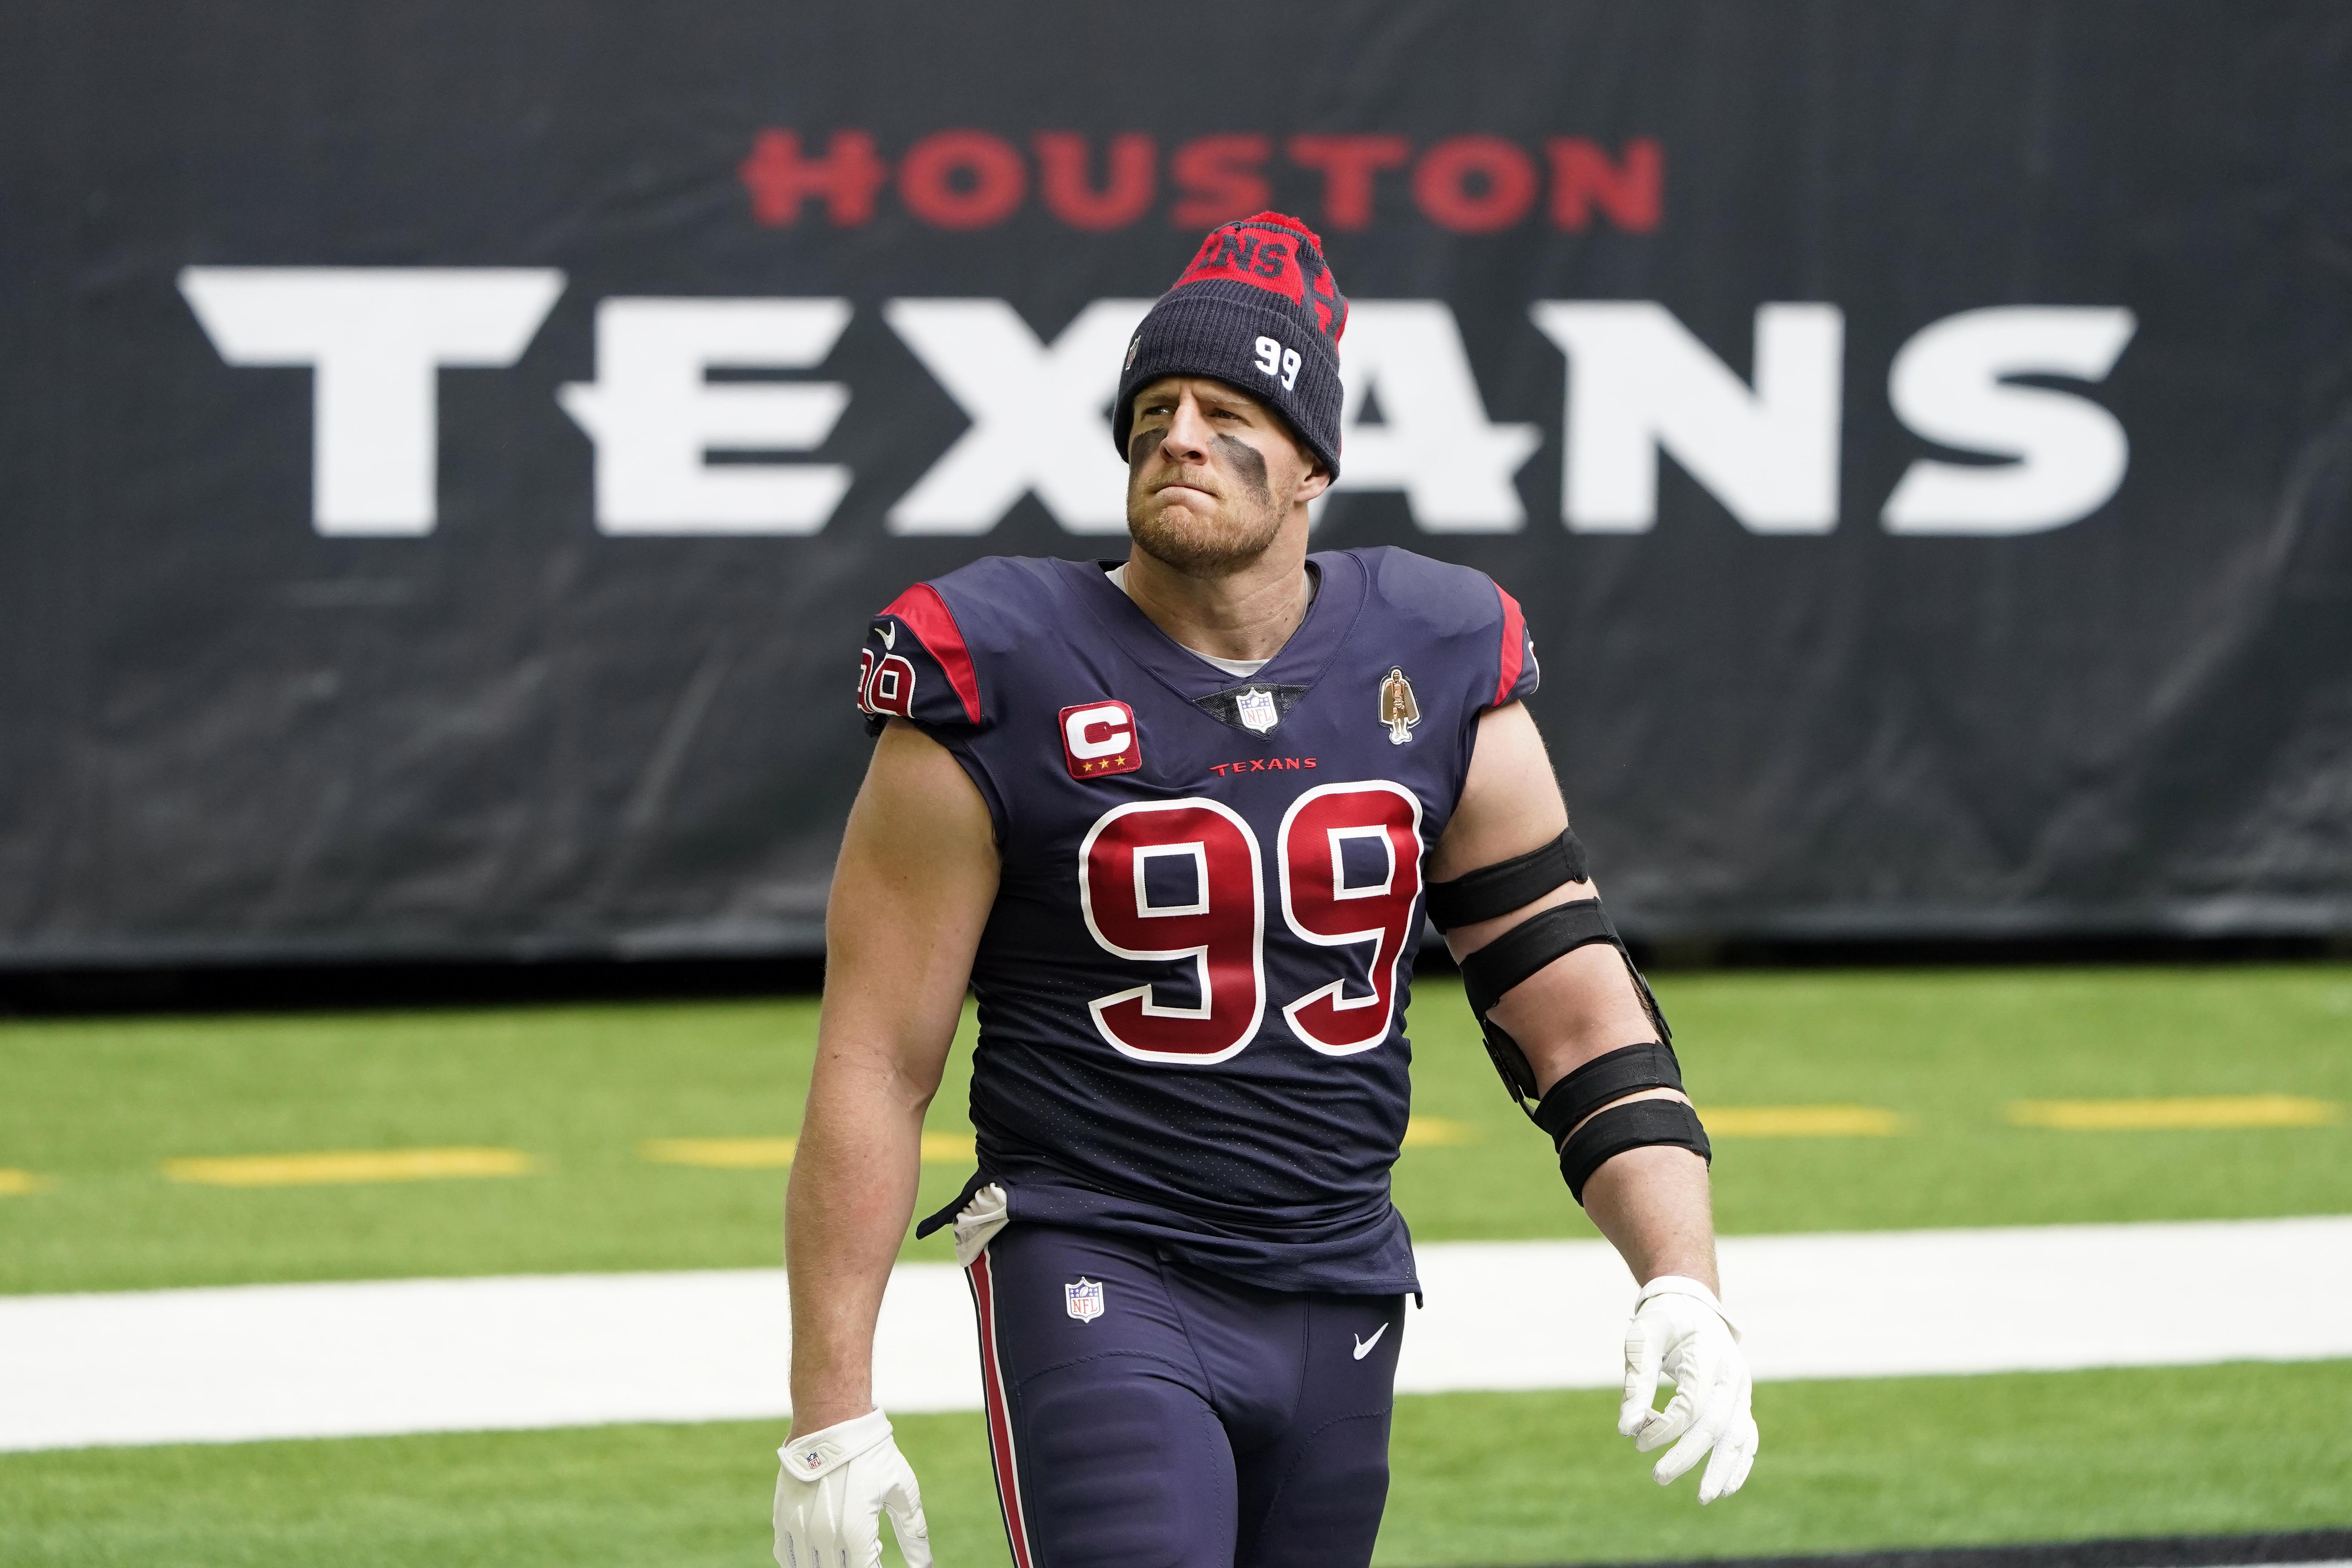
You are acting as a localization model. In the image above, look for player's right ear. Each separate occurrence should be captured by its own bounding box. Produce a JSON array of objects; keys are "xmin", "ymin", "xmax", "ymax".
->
[{"xmin": 1293, "ymin": 456, "xmax": 1332, "ymax": 506}]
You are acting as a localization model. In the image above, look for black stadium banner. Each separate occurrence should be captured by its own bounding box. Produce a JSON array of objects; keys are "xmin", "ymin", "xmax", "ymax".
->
[{"xmin": 4, "ymin": 1, "xmax": 2349, "ymax": 965}]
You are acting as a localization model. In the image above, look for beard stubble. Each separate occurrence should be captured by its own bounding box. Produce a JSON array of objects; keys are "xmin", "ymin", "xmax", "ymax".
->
[{"xmin": 1125, "ymin": 431, "xmax": 1287, "ymax": 577}]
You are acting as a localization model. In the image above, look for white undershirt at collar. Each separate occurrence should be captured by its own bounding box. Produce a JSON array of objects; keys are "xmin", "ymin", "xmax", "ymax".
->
[{"xmin": 1107, "ymin": 563, "xmax": 1271, "ymax": 679}]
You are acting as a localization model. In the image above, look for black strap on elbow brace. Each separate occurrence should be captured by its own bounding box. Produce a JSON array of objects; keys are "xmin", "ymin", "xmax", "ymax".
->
[
  {"xmin": 1530, "ymin": 1042, "xmax": 1686, "ymax": 1146},
  {"xmin": 1455, "ymin": 898, "xmax": 1674, "ymax": 1105},
  {"xmin": 1425, "ymin": 829, "xmax": 1589, "ymax": 931},
  {"xmin": 1558, "ymin": 1098, "xmax": 1711, "ymax": 1205},
  {"xmin": 1458, "ymin": 899, "xmax": 1619, "ymax": 1014}
]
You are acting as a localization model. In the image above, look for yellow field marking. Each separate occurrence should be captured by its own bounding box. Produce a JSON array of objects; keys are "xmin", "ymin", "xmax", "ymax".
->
[
  {"xmin": 0, "ymin": 1168, "xmax": 51, "ymax": 1196},
  {"xmin": 919, "ymin": 1132, "xmax": 976, "ymax": 1163},
  {"xmin": 641, "ymin": 1137, "xmax": 797, "ymax": 1168},
  {"xmin": 2007, "ymin": 1094, "xmax": 2341, "ymax": 1131},
  {"xmin": 1705, "ymin": 1105, "xmax": 1909, "ymax": 1138},
  {"xmin": 638, "ymin": 1132, "xmax": 976, "ymax": 1168},
  {"xmin": 163, "ymin": 1147, "xmax": 535, "ymax": 1187},
  {"xmin": 1402, "ymin": 1116, "xmax": 1482, "ymax": 1148}
]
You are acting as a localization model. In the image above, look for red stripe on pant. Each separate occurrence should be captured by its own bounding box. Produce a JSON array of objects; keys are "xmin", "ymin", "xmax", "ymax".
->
[{"xmin": 966, "ymin": 1251, "xmax": 1037, "ymax": 1568}]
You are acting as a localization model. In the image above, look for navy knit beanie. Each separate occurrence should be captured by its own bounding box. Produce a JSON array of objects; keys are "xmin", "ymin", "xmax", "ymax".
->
[{"xmin": 1112, "ymin": 211, "xmax": 1348, "ymax": 479}]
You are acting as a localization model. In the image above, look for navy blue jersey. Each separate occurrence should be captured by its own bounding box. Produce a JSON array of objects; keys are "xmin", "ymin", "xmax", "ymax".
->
[{"xmin": 855, "ymin": 548, "xmax": 1539, "ymax": 1294}]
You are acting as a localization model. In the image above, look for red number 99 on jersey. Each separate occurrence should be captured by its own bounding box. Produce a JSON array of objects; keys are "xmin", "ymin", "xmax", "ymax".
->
[{"xmin": 1078, "ymin": 782, "xmax": 1423, "ymax": 1064}]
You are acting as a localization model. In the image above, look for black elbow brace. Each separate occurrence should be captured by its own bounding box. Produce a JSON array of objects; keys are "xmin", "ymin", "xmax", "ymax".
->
[
  {"xmin": 1533, "ymin": 1042, "xmax": 1710, "ymax": 1203},
  {"xmin": 1424, "ymin": 829, "xmax": 1589, "ymax": 930},
  {"xmin": 1558, "ymin": 1098, "xmax": 1711, "ymax": 1204},
  {"xmin": 1428, "ymin": 831, "xmax": 1705, "ymax": 1203},
  {"xmin": 1427, "ymin": 830, "xmax": 1673, "ymax": 1105}
]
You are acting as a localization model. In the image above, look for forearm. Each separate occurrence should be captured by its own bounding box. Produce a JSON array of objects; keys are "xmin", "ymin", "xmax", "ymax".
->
[
  {"xmin": 1582, "ymin": 1143, "xmax": 1719, "ymax": 1294},
  {"xmin": 784, "ymin": 1048, "xmax": 930, "ymax": 1435},
  {"xmin": 785, "ymin": 721, "xmax": 998, "ymax": 1436}
]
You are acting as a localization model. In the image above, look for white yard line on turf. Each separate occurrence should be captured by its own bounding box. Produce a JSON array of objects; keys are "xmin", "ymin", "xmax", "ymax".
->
[{"xmin": 2, "ymin": 1215, "xmax": 2348, "ymax": 1452}]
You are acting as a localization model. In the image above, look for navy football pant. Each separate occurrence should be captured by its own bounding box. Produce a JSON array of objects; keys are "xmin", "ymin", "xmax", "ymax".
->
[{"xmin": 964, "ymin": 1223, "xmax": 1406, "ymax": 1568}]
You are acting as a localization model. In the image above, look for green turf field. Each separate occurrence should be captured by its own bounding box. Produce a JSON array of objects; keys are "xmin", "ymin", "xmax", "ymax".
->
[
  {"xmin": 3, "ymin": 965, "xmax": 2349, "ymax": 1564},
  {"xmin": 9, "ymin": 1363, "xmax": 2351, "ymax": 1568},
  {"xmin": 4, "ymin": 966, "xmax": 2349, "ymax": 1294}
]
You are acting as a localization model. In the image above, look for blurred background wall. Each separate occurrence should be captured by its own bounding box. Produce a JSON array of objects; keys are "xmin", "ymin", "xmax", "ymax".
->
[{"xmin": 4, "ymin": 0, "xmax": 2349, "ymax": 967}]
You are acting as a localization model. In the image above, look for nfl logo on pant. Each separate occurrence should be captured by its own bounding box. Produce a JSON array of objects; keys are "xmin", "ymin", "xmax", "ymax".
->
[{"xmin": 1064, "ymin": 1277, "xmax": 1105, "ymax": 1323}]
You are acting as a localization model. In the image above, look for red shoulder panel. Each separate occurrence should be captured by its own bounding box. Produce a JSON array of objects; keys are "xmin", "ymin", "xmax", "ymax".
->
[
  {"xmin": 1493, "ymin": 584, "xmax": 1527, "ymax": 707},
  {"xmin": 881, "ymin": 582, "xmax": 983, "ymax": 725}
]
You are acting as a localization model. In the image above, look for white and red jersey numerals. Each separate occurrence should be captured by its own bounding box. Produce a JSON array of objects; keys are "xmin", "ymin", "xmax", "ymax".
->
[
  {"xmin": 856, "ymin": 644, "xmax": 918, "ymax": 719},
  {"xmin": 1076, "ymin": 783, "xmax": 1423, "ymax": 1063},
  {"xmin": 1277, "ymin": 783, "xmax": 1424, "ymax": 1055},
  {"xmin": 1078, "ymin": 800, "xmax": 1265, "ymax": 1063}
]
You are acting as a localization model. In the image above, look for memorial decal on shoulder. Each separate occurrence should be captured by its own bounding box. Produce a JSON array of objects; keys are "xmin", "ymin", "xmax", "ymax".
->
[
  {"xmin": 1064, "ymin": 1277, "xmax": 1105, "ymax": 1323},
  {"xmin": 1379, "ymin": 668, "xmax": 1421, "ymax": 746},
  {"xmin": 1236, "ymin": 687, "xmax": 1280, "ymax": 735}
]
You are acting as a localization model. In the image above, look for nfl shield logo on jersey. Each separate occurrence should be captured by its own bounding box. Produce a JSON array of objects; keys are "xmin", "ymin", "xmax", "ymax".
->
[
  {"xmin": 1064, "ymin": 1277, "xmax": 1105, "ymax": 1323},
  {"xmin": 1235, "ymin": 687, "xmax": 1279, "ymax": 735}
]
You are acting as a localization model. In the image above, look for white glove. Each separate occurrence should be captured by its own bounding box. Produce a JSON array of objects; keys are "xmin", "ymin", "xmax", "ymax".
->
[
  {"xmin": 773, "ymin": 1408, "xmax": 932, "ymax": 1568},
  {"xmin": 1619, "ymin": 1275, "xmax": 1759, "ymax": 1504}
]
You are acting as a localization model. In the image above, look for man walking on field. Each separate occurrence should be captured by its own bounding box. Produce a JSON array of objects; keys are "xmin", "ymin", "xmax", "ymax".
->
[{"xmin": 774, "ymin": 211, "xmax": 1756, "ymax": 1568}]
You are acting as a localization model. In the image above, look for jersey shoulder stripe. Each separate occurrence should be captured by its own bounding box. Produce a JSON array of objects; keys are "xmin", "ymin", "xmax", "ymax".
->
[
  {"xmin": 1493, "ymin": 583, "xmax": 1529, "ymax": 707},
  {"xmin": 1352, "ymin": 546, "xmax": 1540, "ymax": 710},
  {"xmin": 879, "ymin": 582, "xmax": 983, "ymax": 725},
  {"xmin": 859, "ymin": 557, "xmax": 1089, "ymax": 735}
]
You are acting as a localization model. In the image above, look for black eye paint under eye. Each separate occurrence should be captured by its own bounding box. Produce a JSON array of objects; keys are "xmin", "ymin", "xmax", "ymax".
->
[
  {"xmin": 1128, "ymin": 427, "xmax": 1161, "ymax": 471},
  {"xmin": 1213, "ymin": 434, "xmax": 1272, "ymax": 505}
]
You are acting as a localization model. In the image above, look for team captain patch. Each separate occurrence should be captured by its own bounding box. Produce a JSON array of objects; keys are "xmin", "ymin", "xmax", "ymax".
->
[{"xmin": 1060, "ymin": 700, "xmax": 1142, "ymax": 780}]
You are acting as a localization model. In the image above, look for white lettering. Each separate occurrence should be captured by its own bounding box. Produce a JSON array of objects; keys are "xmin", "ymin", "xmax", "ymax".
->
[
  {"xmin": 1881, "ymin": 307, "xmax": 2138, "ymax": 535},
  {"xmin": 556, "ymin": 298, "xmax": 851, "ymax": 535},
  {"xmin": 1530, "ymin": 301, "xmax": 1844, "ymax": 534},
  {"xmin": 179, "ymin": 267, "xmax": 563, "ymax": 536},
  {"xmin": 884, "ymin": 298, "xmax": 1154, "ymax": 536},
  {"xmin": 1331, "ymin": 301, "xmax": 1540, "ymax": 532}
]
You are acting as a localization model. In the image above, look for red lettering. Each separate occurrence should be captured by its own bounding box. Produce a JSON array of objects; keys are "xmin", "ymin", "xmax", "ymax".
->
[
  {"xmin": 900, "ymin": 131, "xmax": 1027, "ymax": 229},
  {"xmin": 1413, "ymin": 135, "xmax": 1538, "ymax": 234},
  {"xmin": 739, "ymin": 130, "xmax": 889, "ymax": 227},
  {"xmin": 1032, "ymin": 133, "xmax": 1156, "ymax": 230},
  {"xmin": 1547, "ymin": 137, "xmax": 1661, "ymax": 232},
  {"xmin": 1287, "ymin": 135, "xmax": 1410, "ymax": 231},
  {"xmin": 1203, "ymin": 755, "xmax": 1318, "ymax": 782},
  {"xmin": 1169, "ymin": 134, "xmax": 1270, "ymax": 227}
]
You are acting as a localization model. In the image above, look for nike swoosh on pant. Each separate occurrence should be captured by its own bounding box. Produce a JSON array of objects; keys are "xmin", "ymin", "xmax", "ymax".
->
[{"xmin": 1352, "ymin": 1322, "xmax": 1389, "ymax": 1359}]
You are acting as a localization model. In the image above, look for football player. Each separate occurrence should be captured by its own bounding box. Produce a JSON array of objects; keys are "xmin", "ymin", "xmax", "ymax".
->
[{"xmin": 775, "ymin": 212, "xmax": 1757, "ymax": 1568}]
